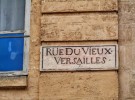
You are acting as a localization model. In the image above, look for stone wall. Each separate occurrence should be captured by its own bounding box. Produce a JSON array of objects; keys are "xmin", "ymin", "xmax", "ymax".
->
[
  {"xmin": 119, "ymin": 0, "xmax": 135, "ymax": 99},
  {"xmin": 0, "ymin": 0, "xmax": 119, "ymax": 100},
  {"xmin": 40, "ymin": 0, "xmax": 118, "ymax": 99}
]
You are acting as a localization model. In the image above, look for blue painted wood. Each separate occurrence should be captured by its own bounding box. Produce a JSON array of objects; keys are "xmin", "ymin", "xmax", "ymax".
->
[{"xmin": 0, "ymin": 33, "xmax": 24, "ymax": 71}]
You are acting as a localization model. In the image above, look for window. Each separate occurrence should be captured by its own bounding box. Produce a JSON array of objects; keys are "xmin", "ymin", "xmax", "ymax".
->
[{"xmin": 0, "ymin": 0, "xmax": 31, "ymax": 76}]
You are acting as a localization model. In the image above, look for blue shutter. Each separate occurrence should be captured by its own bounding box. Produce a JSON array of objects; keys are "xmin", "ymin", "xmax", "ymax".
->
[{"xmin": 0, "ymin": 33, "xmax": 24, "ymax": 71}]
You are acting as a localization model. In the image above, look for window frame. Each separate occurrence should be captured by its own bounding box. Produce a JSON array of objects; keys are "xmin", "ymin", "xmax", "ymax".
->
[{"xmin": 0, "ymin": 0, "xmax": 31, "ymax": 76}]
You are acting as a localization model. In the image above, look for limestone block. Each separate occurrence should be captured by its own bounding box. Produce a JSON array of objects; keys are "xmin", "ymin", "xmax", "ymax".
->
[
  {"xmin": 119, "ymin": 1, "xmax": 135, "ymax": 100},
  {"xmin": 39, "ymin": 71, "xmax": 118, "ymax": 100},
  {"xmin": 41, "ymin": 13, "xmax": 118, "ymax": 41},
  {"xmin": 0, "ymin": 76, "xmax": 27, "ymax": 87},
  {"xmin": 119, "ymin": 1, "xmax": 135, "ymax": 24},
  {"xmin": 130, "ymin": 80, "xmax": 135, "ymax": 97},
  {"xmin": 41, "ymin": 0, "xmax": 118, "ymax": 13}
]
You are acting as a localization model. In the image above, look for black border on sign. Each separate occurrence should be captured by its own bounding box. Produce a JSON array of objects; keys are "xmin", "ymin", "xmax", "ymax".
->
[
  {"xmin": 115, "ymin": 45, "xmax": 116, "ymax": 68},
  {"xmin": 42, "ymin": 47, "xmax": 44, "ymax": 70},
  {"xmin": 41, "ymin": 45, "xmax": 117, "ymax": 70}
]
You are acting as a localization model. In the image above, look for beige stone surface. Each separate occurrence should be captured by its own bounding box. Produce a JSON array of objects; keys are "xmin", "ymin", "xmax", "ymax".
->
[
  {"xmin": 39, "ymin": 71, "xmax": 118, "ymax": 100},
  {"xmin": 119, "ymin": 0, "xmax": 135, "ymax": 100},
  {"xmin": 41, "ymin": 13, "xmax": 118, "ymax": 41},
  {"xmin": 42, "ymin": 41, "xmax": 117, "ymax": 45},
  {"xmin": 41, "ymin": 0, "xmax": 118, "ymax": 13},
  {"xmin": 0, "ymin": 76, "xmax": 27, "ymax": 87}
]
